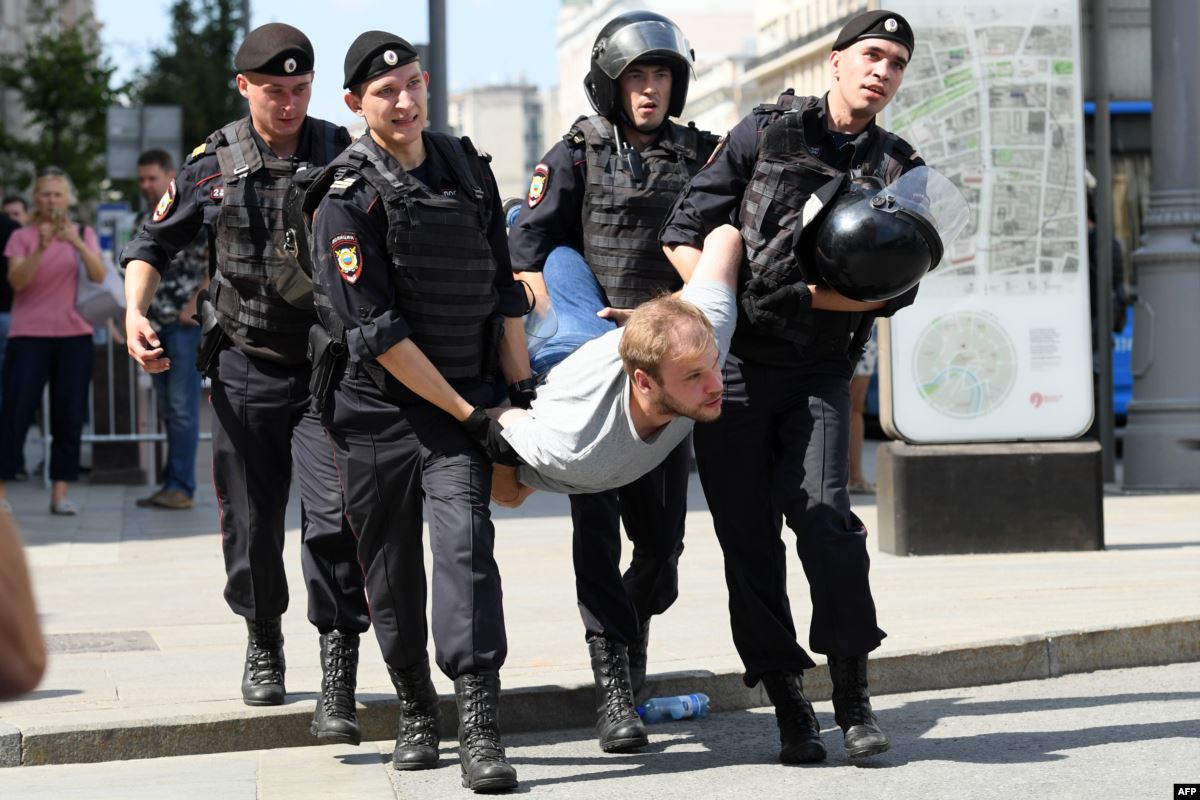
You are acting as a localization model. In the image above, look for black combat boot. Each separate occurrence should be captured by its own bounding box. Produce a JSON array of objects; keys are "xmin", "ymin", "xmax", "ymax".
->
[
  {"xmin": 828, "ymin": 654, "xmax": 889, "ymax": 758},
  {"xmin": 627, "ymin": 621, "xmax": 651, "ymax": 699},
  {"xmin": 310, "ymin": 631, "xmax": 361, "ymax": 745},
  {"xmin": 387, "ymin": 657, "xmax": 441, "ymax": 770},
  {"xmin": 454, "ymin": 671, "xmax": 518, "ymax": 793},
  {"xmin": 588, "ymin": 637, "xmax": 649, "ymax": 753},
  {"xmin": 761, "ymin": 671, "xmax": 827, "ymax": 764},
  {"xmin": 241, "ymin": 618, "xmax": 285, "ymax": 706}
]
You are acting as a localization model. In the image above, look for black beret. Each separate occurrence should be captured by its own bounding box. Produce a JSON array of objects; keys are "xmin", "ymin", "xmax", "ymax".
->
[
  {"xmin": 343, "ymin": 31, "xmax": 420, "ymax": 90},
  {"xmin": 832, "ymin": 10, "xmax": 914, "ymax": 59},
  {"xmin": 235, "ymin": 22, "xmax": 314, "ymax": 76}
]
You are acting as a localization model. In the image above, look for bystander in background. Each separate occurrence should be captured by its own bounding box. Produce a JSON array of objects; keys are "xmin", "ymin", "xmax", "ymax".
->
[
  {"xmin": 3, "ymin": 195, "xmax": 29, "ymax": 226},
  {"xmin": 0, "ymin": 168, "xmax": 107, "ymax": 515},
  {"xmin": 132, "ymin": 149, "xmax": 208, "ymax": 510}
]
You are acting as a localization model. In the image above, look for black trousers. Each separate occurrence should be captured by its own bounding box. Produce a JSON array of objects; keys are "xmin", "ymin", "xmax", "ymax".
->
[
  {"xmin": 693, "ymin": 353, "xmax": 884, "ymax": 688},
  {"xmin": 211, "ymin": 345, "xmax": 369, "ymax": 634},
  {"xmin": 326, "ymin": 369, "xmax": 506, "ymax": 680},
  {"xmin": 569, "ymin": 440, "xmax": 689, "ymax": 646},
  {"xmin": 0, "ymin": 335, "xmax": 92, "ymax": 481}
]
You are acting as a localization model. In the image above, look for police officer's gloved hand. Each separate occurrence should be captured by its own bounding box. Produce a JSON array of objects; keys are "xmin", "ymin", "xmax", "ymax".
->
[
  {"xmin": 462, "ymin": 407, "xmax": 524, "ymax": 467},
  {"xmin": 507, "ymin": 378, "xmax": 537, "ymax": 410}
]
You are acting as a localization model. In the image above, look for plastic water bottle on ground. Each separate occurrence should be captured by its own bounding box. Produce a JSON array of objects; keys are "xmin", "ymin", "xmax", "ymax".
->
[{"xmin": 636, "ymin": 693, "xmax": 710, "ymax": 723}]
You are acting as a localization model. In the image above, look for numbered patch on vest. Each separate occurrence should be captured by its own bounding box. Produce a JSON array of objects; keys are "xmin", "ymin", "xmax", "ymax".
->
[
  {"xmin": 152, "ymin": 180, "xmax": 177, "ymax": 222},
  {"xmin": 527, "ymin": 163, "xmax": 550, "ymax": 208},
  {"xmin": 330, "ymin": 233, "xmax": 361, "ymax": 284}
]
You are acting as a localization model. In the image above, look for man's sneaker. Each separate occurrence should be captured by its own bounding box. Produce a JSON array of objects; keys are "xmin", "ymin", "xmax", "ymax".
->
[
  {"xmin": 136, "ymin": 489, "xmax": 166, "ymax": 508},
  {"xmin": 152, "ymin": 489, "xmax": 194, "ymax": 510}
]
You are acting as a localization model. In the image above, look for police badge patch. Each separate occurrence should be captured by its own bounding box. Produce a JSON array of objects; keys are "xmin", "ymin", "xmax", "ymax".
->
[
  {"xmin": 331, "ymin": 233, "xmax": 361, "ymax": 284},
  {"xmin": 152, "ymin": 179, "xmax": 177, "ymax": 222},
  {"xmin": 527, "ymin": 163, "xmax": 550, "ymax": 208}
]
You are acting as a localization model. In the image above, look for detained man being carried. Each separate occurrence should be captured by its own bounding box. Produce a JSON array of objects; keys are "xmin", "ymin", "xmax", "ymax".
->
[
  {"xmin": 369, "ymin": 224, "xmax": 740, "ymax": 503},
  {"xmin": 488, "ymin": 224, "xmax": 739, "ymax": 502}
]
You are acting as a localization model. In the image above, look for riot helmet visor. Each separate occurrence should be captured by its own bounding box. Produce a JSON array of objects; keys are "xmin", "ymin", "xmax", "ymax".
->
[
  {"xmin": 876, "ymin": 166, "xmax": 970, "ymax": 260},
  {"xmin": 596, "ymin": 19, "xmax": 695, "ymax": 79}
]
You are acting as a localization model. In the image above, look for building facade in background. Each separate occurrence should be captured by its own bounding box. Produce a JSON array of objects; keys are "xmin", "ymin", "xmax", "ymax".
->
[
  {"xmin": 448, "ymin": 83, "xmax": 543, "ymax": 202},
  {"xmin": 0, "ymin": 0, "xmax": 96, "ymax": 193}
]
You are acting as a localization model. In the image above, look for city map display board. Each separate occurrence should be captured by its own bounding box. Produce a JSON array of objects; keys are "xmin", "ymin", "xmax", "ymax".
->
[{"xmin": 878, "ymin": 1, "xmax": 1094, "ymax": 442}]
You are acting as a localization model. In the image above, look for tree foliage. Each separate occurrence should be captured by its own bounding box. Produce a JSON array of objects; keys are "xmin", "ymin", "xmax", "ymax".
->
[
  {"xmin": 0, "ymin": 1, "xmax": 117, "ymax": 201},
  {"xmin": 132, "ymin": 0, "xmax": 246, "ymax": 151}
]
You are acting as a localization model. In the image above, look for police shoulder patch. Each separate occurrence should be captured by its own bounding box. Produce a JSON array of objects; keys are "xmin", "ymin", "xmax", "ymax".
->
[
  {"xmin": 527, "ymin": 163, "xmax": 551, "ymax": 208},
  {"xmin": 330, "ymin": 233, "xmax": 361, "ymax": 284},
  {"xmin": 152, "ymin": 179, "xmax": 177, "ymax": 222}
]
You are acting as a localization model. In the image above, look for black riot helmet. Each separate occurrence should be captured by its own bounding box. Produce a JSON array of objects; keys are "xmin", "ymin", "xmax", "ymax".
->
[
  {"xmin": 584, "ymin": 11, "xmax": 696, "ymax": 120},
  {"xmin": 798, "ymin": 166, "xmax": 970, "ymax": 302}
]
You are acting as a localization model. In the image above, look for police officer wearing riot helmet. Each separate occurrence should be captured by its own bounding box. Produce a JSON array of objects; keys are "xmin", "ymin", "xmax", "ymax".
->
[
  {"xmin": 662, "ymin": 10, "xmax": 924, "ymax": 764},
  {"xmin": 307, "ymin": 31, "xmax": 530, "ymax": 793},
  {"xmin": 508, "ymin": 10, "xmax": 719, "ymax": 754},
  {"xmin": 122, "ymin": 23, "xmax": 370, "ymax": 745}
]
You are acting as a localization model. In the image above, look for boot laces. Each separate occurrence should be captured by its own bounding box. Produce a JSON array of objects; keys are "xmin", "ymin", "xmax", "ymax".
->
[
  {"xmin": 830, "ymin": 660, "xmax": 876, "ymax": 728},
  {"xmin": 460, "ymin": 680, "xmax": 505, "ymax": 761},
  {"xmin": 596, "ymin": 643, "xmax": 635, "ymax": 721},
  {"xmin": 320, "ymin": 639, "xmax": 358, "ymax": 720},
  {"xmin": 246, "ymin": 622, "xmax": 283, "ymax": 686},
  {"xmin": 393, "ymin": 665, "xmax": 438, "ymax": 747},
  {"xmin": 764, "ymin": 673, "xmax": 818, "ymax": 731}
]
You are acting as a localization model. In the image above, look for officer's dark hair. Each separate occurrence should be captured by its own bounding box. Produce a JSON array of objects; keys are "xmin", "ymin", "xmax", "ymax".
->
[
  {"xmin": 136, "ymin": 149, "xmax": 174, "ymax": 172},
  {"xmin": 2, "ymin": 195, "xmax": 27, "ymax": 211}
]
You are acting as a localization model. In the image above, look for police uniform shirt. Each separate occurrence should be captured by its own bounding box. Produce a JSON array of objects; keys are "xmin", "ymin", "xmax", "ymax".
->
[
  {"xmin": 122, "ymin": 117, "xmax": 351, "ymax": 275},
  {"xmin": 508, "ymin": 122, "xmax": 701, "ymax": 274},
  {"xmin": 312, "ymin": 135, "xmax": 517, "ymax": 372},
  {"xmin": 661, "ymin": 92, "xmax": 924, "ymax": 364}
]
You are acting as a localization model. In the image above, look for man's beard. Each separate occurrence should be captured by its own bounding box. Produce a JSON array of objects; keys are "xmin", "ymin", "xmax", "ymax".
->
[{"xmin": 652, "ymin": 390, "xmax": 722, "ymax": 423}]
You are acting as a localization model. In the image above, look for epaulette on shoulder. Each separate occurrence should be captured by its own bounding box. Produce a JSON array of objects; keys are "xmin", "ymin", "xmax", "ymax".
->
[
  {"xmin": 460, "ymin": 135, "xmax": 491, "ymax": 163},
  {"xmin": 687, "ymin": 121, "xmax": 721, "ymax": 149},
  {"xmin": 327, "ymin": 167, "xmax": 361, "ymax": 197},
  {"xmin": 185, "ymin": 141, "xmax": 212, "ymax": 164}
]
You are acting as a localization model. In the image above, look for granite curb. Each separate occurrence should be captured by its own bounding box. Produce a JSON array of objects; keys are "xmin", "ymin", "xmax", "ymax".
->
[{"xmin": 4, "ymin": 616, "xmax": 1197, "ymax": 768}]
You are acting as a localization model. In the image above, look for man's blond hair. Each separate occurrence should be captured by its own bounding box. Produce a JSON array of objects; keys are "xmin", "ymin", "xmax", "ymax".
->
[{"xmin": 619, "ymin": 294, "xmax": 714, "ymax": 381}]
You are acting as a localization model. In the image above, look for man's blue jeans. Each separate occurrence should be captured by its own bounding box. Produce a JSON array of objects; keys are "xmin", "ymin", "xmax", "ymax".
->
[
  {"xmin": 529, "ymin": 247, "xmax": 617, "ymax": 377},
  {"xmin": 151, "ymin": 321, "xmax": 202, "ymax": 497}
]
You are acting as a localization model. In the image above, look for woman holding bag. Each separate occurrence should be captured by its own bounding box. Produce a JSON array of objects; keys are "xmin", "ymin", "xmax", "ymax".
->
[{"xmin": 0, "ymin": 167, "xmax": 105, "ymax": 515}]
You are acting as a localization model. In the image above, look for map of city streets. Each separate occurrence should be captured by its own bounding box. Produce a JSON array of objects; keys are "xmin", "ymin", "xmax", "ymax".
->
[
  {"xmin": 886, "ymin": 17, "xmax": 1082, "ymax": 299},
  {"xmin": 880, "ymin": 4, "xmax": 1093, "ymax": 441}
]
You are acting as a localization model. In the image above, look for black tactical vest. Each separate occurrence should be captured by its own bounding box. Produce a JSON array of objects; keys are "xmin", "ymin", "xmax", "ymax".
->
[
  {"xmin": 319, "ymin": 135, "xmax": 499, "ymax": 380},
  {"xmin": 738, "ymin": 92, "xmax": 917, "ymax": 361},
  {"xmin": 572, "ymin": 115, "xmax": 718, "ymax": 309},
  {"xmin": 211, "ymin": 117, "xmax": 341, "ymax": 361}
]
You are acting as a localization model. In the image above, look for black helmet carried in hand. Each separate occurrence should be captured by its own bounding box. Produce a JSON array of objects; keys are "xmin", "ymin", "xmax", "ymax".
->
[
  {"xmin": 584, "ymin": 11, "xmax": 695, "ymax": 119},
  {"xmin": 798, "ymin": 166, "xmax": 969, "ymax": 302}
]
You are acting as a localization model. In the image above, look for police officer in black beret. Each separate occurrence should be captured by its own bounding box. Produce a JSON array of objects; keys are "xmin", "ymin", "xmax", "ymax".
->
[
  {"xmin": 661, "ymin": 9, "xmax": 923, "ymax": 765},
  {"xmin": 307, "ymin": 30, "xmax": 531, "ymax": 793},
  {"xmin": 122, "ymin": 22, "xmax": 370, "ymax": 745},
  {"xmin": 507, "ymin": 11, "xmax": 719, "ymax": 754}
]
